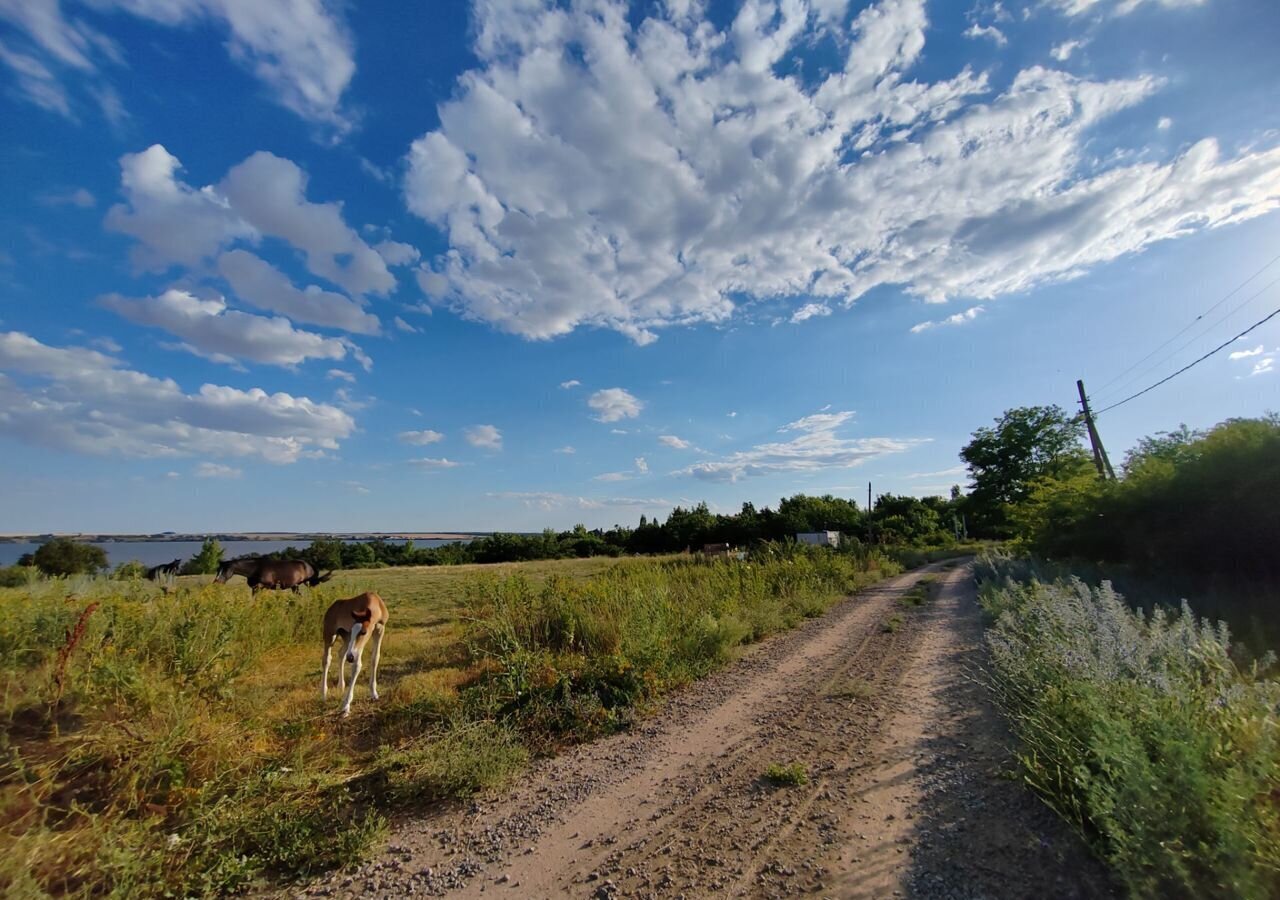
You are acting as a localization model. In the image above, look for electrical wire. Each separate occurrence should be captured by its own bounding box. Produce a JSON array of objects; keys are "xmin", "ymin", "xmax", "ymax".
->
[
  {"xmin": 1092, "ymin": 250, "xmax": 1280, "ymax": 400},
  {"xmin": 1095, "ymin": 302, "xmax": 1280, "ymax": 416}
]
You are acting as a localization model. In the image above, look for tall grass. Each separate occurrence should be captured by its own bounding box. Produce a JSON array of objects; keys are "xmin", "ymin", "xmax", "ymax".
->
[
  {"xmin": 975, "ymin": 551, "xmax": 1280, "ymax": 898},
  {"xmin": 1, "ymin": 547, "xmax": 895, "ymax": 896}
]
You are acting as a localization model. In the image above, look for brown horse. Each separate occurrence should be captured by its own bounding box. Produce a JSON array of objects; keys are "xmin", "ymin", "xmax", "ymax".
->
[{"xmin": 214, "ymin": 557, "xmax": 332, "ymax": 593}]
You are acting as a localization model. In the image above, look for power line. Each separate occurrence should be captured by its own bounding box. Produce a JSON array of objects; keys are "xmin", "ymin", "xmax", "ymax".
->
[
  {"xmin": 1095, "ymin": 302, "xmax": 1280, "ymax": 416},
  {"xmin": 1093, "ymin": 250, "xmax": 1280, "ymax": 399}
]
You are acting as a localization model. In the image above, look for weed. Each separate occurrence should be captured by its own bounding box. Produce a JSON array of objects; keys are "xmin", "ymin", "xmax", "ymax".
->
[
  {"xmin": 882, "ymin": 615, "xmax": 904, "ymax": 633},
  {"xmin": 764, "ymin": 762, "xmax": 808, "ymax": 786},
  {"xmin": 827, "ymin": 677, "xmax": 876, "ymax": 701}
]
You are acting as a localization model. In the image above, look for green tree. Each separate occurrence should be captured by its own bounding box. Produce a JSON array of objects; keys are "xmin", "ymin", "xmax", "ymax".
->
[
  {"xmin": 182, "ymin": 538, "xmax": 224, "ymax": 575},
  {"xmin": 960, "ymin": 405, "xmax": 1090, "ymax": 537},
  {"xmin": 33, "ymin": 538, "xmax": 108, "ymax": 576},
  {"xmin": 113, "ymin": 559, "xmax": 148, "ymax": 579}
]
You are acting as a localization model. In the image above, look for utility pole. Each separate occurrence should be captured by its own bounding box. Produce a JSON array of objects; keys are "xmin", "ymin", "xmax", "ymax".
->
[
  {"xmin": 1077, "ymin": 379, "xmax": 1116, "ymax": 480},
  {"xmin": 867, "ymin": 481, "xmax": 872, "ymax": 512}
]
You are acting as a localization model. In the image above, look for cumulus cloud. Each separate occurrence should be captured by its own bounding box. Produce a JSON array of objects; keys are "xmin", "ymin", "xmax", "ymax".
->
[
  {"xmin": 659, "ymin": 434, "xmax": 691, "ymax": 449},
  {"xmin": 791, "ymin": 303, "xmax": 833, "ymax": 324},
  {"xmin": 0, "ymin": 0, "xmax": 355, "ymax": 126},
  {"xmin": 221, "ymin": 152, "xmax": 395, "ymax": 296},
  {"xmin": 1050, "ymin": 39, "xmax": 1085, "ymax": 61},
  {"xmin": 676, "ymin": 408, "xmax": 927, "ymax": 482},
  {"xmin": 963, "ymin": 23, "xmax": 1008, "ymax": 46},
  {"xmin": 559, "ymin": 379, "xmax": 581, "ymax": 389},
  {"xmin": 217, "ymin": 250, "xmax": 381, "ymax": 335},
  {"xmin": 1157, "ymin": 116, "xmax": 1173, "ymax": 131},
  {"xmin": 101, "ymin": 289, "xmax": 360, "ymax": 369},
  {"xmin": 374, "ymin": 240, "xmax": 420, "ymax": 267},
  {"xmin": 588, "ymin": 387, "xmax": 644, "ymax": 422},
  {"xmin": 1252, "ymin": 358, "xmax": 1276, "ymax": 377},
  {"xmin": 402, "ymin": 0, "xmax": 1280, "ymax": 344},
  {"xmin": 399, "ymin": 429, "xmax": 444, "ymax": 445},
  {"xmin": 593, "ymin": 471, "xmax": 633, "ymax": 482},
  {"xmin": 409, "ymin": 457, "xmax": 461, "ymax": 469},
  {"xmin": 0, "ymin": 331, "xmax": 354, "ymax": 462},
  {"xmin": 465, "ymin": 424, "xmax": 503, "ymax": 450},
  {"xmin": 1229, "ymin": 344, "xmax": 1264, "ymax": 360},
  {"xmin": 634, "ymin": 456, "xmax": 649, "ymax": 474},
  {"xmin": 554, "ymin": 445, "xmax": 576, "ymax": 454},
  {"xmin": 326, "ymin": 368, "xmax": 355, "ymax": 382},
  {"xmin": 1049, "ymin": 0, "xmax": 1207, "ymax": 17},
  {"xmin": 194, "ymin": 461, "xmax": 242, "ymax": 479},
  {"xmin": 910, "ymin": 305, "xmax": 985, "ymax": 333}
]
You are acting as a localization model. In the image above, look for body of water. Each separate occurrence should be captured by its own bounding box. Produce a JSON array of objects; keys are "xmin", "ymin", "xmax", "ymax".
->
[{"xmin": 0, "ymin": 538, "xmax": 468, "ymax": 568}]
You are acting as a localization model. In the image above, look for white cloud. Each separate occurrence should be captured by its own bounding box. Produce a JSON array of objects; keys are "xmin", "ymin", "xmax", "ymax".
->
[
  {"xmin": 676, "ymin": 408, "xmax": 927, "ymax": 482},
  {"xmin": 488, "ymin": 491, "xmax": 672, "ymax": 511},
  {"xmin": 1049, "ymin": 0, "xmax": 1208, "ymax": 17},
  {"xmin": 588, "ymin": 387, "xmax": 644, "ymax": 422},
  {"xmin": 1229, "ymin": 344, "xmax": 1264, "ymax": 360},
  {"xmin": 1050, "ymin": 39, "xmax": 1084, "ymax": 61},
  {"xmin": 343, "ymin": 480, "xmax": 370, "ymax": 494},
  {"xmin": 634, "ymin": 456, "xmax": 649, "ymax": 474},
  {"xmin": 326, "ymin": 368, "xmax": 355, "ymax": 382},
  {"xmin": 393, "ymin": 316, "xmax": 419, "ymax": 334},
  {"xmin": 0, "ymin": 0, "xmax": 355, "ymax": 127},
  {"xmin": 910, "ymin": 305, "xmax": 985, "ymax": 333},
  {"xmin": 100, "ymin": 288, "xmax": 359, "ymax": 369},
  {"xmin": 375, "ymin": 240, "xmax": 420, "ymax": 267},
  {"xmin": 89, "ymin": 336, "xmax": 122, "ymax": 353},
  {"xmin": 727, "ymin": 411, "xmax": 738, "ymax": 418},
  {"xmin": 1157, "ymin": 116, "xmax": 1173, "ymax": 131},
  {"xmin": 593, "ymin": 471, "xmax": 633, "ymax": 482},
  {"xmin": 559, "ymin": 379, "xmax": 581, "ymax": 389},
  {"xmin": 105, "ymin": 145, "xmax": 255, "ymax": 271},
  {"xmin": 0, "ymin": 330, "xmax": 354, "ymax": 462},
  {"xmin": 659, "ymin": 434, "xmax": 691, "ymax": 449},
  {"xmin": 906, "ymin": 465, "xmax": 967, "ymax": 479},
  {"xmin": 1252, "ymin": 358, "xmax": 1276, "ymax": 377},
  {"xmin": 194, "ymin": 461, "xmax": 241, "ymax": 479},
  {"xmin": 217, "ymin": 249, "xmax": 380, "ymax": 335},
  {"xmin": 554, "ymin": 445, "xmax": 576, "ymax": 454},
  {"xmin": 963, "ymin": 23, "xmax": 1008, "ymax": 46},
  {"xmin": 408, "ymin": 456, "xmax": 461, "ymax": 469},
  {"xmin": 398, "ymin": 429, "xmax": 444, "ymax": 445},
  {"xmin": 402, "ymin": 0, "xmax": 1280, "ymax": 345},
  {"xmin": 221, "ymin": 152, "xmax": 395, "ymax": 296},
  {"xmin": 465, "ymin": 424, "xmax": 503, "ymax": 450},
  {"xmin": 791, "ymin": 303, "xmax": 833, "ymax": 324},
  {"xmin": 37, "ymin": 187, "xmax": 95, "ymax": 208}
]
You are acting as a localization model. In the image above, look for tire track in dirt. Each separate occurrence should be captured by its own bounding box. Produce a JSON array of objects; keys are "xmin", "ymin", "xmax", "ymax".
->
[{"xmin": 293, "ymin": 564, "xmax": 1110, "ymax": 899}]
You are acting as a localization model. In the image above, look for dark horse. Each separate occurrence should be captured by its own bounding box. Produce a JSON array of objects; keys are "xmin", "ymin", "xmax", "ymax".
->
[
  {"xmin": 145, "ymin": 558, "xmax": 183, "ymax": 582},
  {"xmin": 214, "ymin": 557, "xmax": 333, "ymax": 593}
]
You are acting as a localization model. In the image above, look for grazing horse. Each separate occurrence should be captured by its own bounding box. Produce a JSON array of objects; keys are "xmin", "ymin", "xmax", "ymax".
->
[
  {"xmin": 145, "ymin": 558, "xmax": 183, "ymax": 582},
  {"xmin": 214, "ymin": 557, "xmax": 332, "ymax": 593},
  {"xmin": 321, "ymin": 592, "xmax": 388, "ymax": 717}
]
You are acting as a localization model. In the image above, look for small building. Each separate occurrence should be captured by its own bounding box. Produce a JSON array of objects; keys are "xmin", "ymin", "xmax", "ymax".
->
[
  {"xmin": 796, "ymin": 531, "xmax": 840, "ymax": 548},
  {"xmin": 702, "ymin": 542, "xmax": 733, "ymax": 558}
]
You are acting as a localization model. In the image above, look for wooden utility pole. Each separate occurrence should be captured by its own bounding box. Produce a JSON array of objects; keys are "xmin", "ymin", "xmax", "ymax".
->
[
  {"xmin": 867, "ymin": 481, "xmax": 872, "ymax": 512},
  {"xmin": 1077, "ymin": 379, "xmax": 1116, "ymax": 480}
]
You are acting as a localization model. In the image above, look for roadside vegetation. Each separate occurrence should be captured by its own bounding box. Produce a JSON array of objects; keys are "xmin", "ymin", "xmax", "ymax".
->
[
  {"xmin": 975, "ymin": 553, "xmax": 1280, "ymax": 898},
  {"xmin": 0, "ymin": 544, "xmax": 897, "ymax": 897}
]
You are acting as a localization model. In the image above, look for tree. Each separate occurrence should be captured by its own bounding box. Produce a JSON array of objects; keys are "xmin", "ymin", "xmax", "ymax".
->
[
  {"xmin": 960, "ymin": 405, "xmax": 1090, "ymax": 537},
  {"xmin": 182, "ymin": 538, "xmax": 224, "ymax": 575},
  {"xmin": 33, "ymin": 538, "xmax": 108, "ymax": 576}
]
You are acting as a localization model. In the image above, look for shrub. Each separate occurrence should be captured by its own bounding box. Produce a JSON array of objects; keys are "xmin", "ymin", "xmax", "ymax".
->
[
  {"xmin": 977, "ymin": 552, "xmax": 1280, "ymax": 898},
  {"xmin": 764, "ymin": 762, "xmax": 808, "ymax": 786},
  {"xmin": 32, "ymin": 538, "xmax": 107, "ymax": 576}
]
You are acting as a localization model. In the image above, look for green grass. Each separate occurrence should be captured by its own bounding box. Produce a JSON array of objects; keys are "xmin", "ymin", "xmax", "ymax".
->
[
  {"xmin": 976, "ymin": 552, "xmax": 1280, "ymax": 899},
  {"xmin": 763, "ymin": 762, "xmax": 808, "ymax": 786},
  {"xmin": 826, "ymin": 676, "xmax": 876, "ymax": 701},
  {"xmin": 0, "ymin": 548, "xmax": 897, "ymax": 897},
  {"xmin": 882, "ymin": 614, "xmax": 904, "ymax": 633}
]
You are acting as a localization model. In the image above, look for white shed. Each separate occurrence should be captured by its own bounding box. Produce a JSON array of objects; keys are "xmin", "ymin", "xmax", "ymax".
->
[{"xmin": 796, "ymin": 531, "xmax": 840, "ymax": 547}]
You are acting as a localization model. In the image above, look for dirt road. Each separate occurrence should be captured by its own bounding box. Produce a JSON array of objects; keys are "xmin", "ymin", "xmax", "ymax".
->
[{"xmin": 296, "ymin": 564, "xmax": 1113, "ymax": 899}]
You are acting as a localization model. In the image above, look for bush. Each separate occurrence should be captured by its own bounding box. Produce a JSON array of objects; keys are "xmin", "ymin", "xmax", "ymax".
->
[
  {"xmin": 764, "ymin": 762, "xmax": 808, "ymax": 786},
  {"xmin": 113, "ymin": 559, "xmax": 148, "ymax": 580},
  {"xmin": 977, "ymin": 552, "xmax": 1280, "ymax": 898},
  {"xmin": 32, "ymin": 538, "xmax": 107, "ymax": 576},
  {"xmin": 0, "ymin": 565, "xmax": 33, "ymax": 587},
  {"xmin": 181, "ymin": 538, "xmax": 224, "ymax": 575}
]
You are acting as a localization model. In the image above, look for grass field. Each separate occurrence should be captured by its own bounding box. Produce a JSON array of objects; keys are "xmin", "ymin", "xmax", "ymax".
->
[{"xmin": 1, "ymin": 548, "xmax": 896, "ymax": 897}]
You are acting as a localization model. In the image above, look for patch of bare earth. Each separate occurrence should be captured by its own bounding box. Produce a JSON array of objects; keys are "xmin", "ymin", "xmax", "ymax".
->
[{"xmin": 289, "ymin": 565, "xmax": 1113, "ymax": 899}]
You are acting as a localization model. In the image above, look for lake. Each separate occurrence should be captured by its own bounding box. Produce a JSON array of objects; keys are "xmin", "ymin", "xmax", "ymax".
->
[{"xmin": 0, "ymin": 538, "xmax": 469, "ymax": 568}]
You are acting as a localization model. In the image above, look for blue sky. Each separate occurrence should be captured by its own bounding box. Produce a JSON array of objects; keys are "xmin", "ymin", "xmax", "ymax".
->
[{"xmin": 1, "ymin": 0, "xmax": 1278, "ymax": 534}]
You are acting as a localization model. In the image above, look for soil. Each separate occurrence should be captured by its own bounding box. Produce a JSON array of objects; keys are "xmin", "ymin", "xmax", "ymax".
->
[{"xmin": 289, "ymin": 564, "xmax": 1115, "ymax": 899}]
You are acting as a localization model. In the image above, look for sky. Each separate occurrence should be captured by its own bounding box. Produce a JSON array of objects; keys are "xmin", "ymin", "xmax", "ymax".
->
[{"xmin": 1, "ymin": 0, "xmax": 1278, "ymax": 534}]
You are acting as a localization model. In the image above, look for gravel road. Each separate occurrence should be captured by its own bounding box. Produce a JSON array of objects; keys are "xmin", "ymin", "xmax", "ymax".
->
[{"xmin": 290, "ymin": 564, "xmax": 1114, "ymax": 899}]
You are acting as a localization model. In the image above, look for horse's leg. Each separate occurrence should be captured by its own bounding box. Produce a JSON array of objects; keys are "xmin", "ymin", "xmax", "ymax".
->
[
  {"xmin": 368, "ymin": 625, "xmax": 384, "ymax": 702},
  {"xmin": 340, "ymin": 643, "xmax": 363, "ymax": 717},
  {"xmin": 321, "ymin": 637, "xmax": 332, "ymax": 700}
]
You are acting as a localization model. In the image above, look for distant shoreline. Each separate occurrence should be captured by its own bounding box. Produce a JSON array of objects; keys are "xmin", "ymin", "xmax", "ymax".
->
[{"xmin": 0, "ymin": 532, "xmax": 488, "ymax": 543}]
